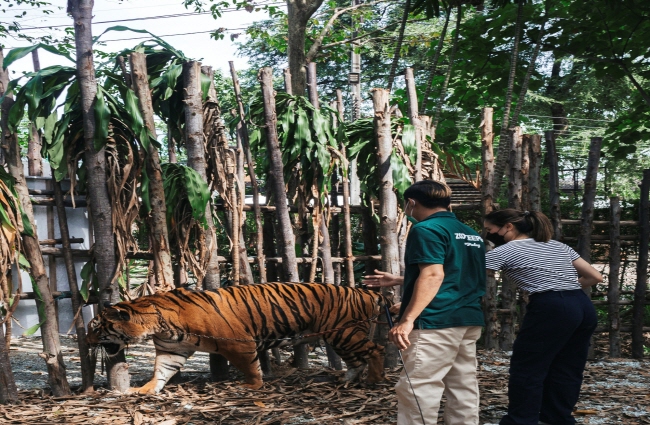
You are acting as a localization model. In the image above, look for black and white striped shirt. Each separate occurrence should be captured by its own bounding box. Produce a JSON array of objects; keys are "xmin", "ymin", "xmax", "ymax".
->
[{"xmin": 485, "ymin": 239, "xmax": 581, "ymax": 293}]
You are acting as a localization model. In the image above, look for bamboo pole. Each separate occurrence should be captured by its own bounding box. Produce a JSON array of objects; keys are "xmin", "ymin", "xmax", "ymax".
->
[
  {"xmin": 632, "ymin": 169, "xmax": 650, "ymax": 358},
  {"xmin": 528, "ymin": 134, "xmax": 542, "ymax": 212},
  {"xmin": 229, "ymin": 61, "xmax": 266, "ymax": 284},
  {"xmin": 372, "ymin": 87, "xmax": 400, "ymax": 368},
  {"xmin": 404, "ymin": 68, "xmax": 422, "ymax": 182},
  {"xmin": 545, "ymin": 131, "xmax": 562, "ymax": 240},
  {"xmin": 608, "ymin": 196, "xmax": 621, "ymax": 357},
  {"xmin": 480, "ymin": 107, "xmax": 498, "ymax": 349},
  {"xmin": 283, "ymin": 68, "xmax": 292, "ymax": 93}
]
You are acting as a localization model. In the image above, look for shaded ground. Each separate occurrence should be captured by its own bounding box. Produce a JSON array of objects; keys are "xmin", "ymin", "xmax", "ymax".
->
[{"xmin": 2, "ymin": 334, "xmax": 649, "ymax": 424}]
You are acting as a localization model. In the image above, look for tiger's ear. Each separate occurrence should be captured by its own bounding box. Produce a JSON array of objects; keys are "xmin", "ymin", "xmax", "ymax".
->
[{"xmin": 104, "ymin": 307, "xmax": 130, "ymax": 322}]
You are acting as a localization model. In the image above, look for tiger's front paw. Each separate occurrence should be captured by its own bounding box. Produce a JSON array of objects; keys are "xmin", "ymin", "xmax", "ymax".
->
[{"xmin": 127, "ymin": 383, "xmax": 158, "ymax": 395}]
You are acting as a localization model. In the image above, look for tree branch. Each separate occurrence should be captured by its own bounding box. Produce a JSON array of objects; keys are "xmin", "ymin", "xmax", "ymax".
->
[
  {"xmin": 305, "ymin": 0, "xmax": 388, "ymax": 63},
  {"xmin": 317, "ymin": 18, "xmax": 428, "ymax": 53}
]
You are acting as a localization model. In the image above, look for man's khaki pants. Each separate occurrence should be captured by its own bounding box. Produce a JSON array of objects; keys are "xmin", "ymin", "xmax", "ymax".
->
[{"xmin": 396, "ymin": 326, "xmax": 482, "ymax": 425}]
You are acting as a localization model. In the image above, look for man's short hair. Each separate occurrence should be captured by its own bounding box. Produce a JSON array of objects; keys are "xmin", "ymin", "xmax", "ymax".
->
[{"xmin": 403, "ymin": 180, "xmax": 452, "ymax": 209}]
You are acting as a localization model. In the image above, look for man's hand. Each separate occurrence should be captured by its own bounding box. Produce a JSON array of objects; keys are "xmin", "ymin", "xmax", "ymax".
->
[
  {"xmin": 389, "ymin": 320, "xmax": 414, "ymax": 351},
  {"xmin": 389, "ymin": 302, "xmax": 401, "ymax": 315},
  {"xmin": 362, "ymin": 269, "xmax": 404, "ymax": 288}
]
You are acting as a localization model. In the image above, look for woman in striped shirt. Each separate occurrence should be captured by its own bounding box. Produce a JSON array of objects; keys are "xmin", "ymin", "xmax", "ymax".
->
[{"xmin": 484, "ymin": 209, "xmax": 602, "ymax": 425}]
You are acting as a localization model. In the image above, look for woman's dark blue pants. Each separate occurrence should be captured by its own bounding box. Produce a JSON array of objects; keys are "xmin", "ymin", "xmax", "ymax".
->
[{"xmin": 499, "ymin": 289, "xmax": 597, "ymax": 425}]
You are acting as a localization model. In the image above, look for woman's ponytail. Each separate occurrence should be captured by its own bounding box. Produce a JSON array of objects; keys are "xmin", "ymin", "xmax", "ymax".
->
[{"xmin": 526, "ymin": 211, "xmax": 553, "ymax": 242}]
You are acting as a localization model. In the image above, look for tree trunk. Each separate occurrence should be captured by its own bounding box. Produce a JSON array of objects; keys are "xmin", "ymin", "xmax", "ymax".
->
[
  {"xmin": 0, "ymin": 322, "xmax": 18, "ymax": 404},
  {"xmin": 372, "ymin": 88, "xmax": 400, "ymax": 369},
  {"xmin": 167, "ymin": 124, "xmax": 177, "ymax": 163},
  {"xmin": 182, "ymin": 61, "xmax": 228, "ymax": 380},
  {"xmin": 28, "ymin": 50, "xmax": 43, "ymax": 177},
  {"xmin": 576, "ymin": 137, "xmax": 602, "ymax": 263},
  {"xmin": 508, "ymin": 127, "xmax": 523, "ymax": 210},
  {"xmin": 608, "ymin": 196, "xmax": 621, "ymax": 358},
  {"xmin": 510, "ymin": 16, "xmax": 547, "ymax": 127},
  {"xmin": 432, "ymin": 4, "xmax": 462, "ymax": 129},
  {"xmin": 130, "ymin": 52, "xmax": 174, "ymax": 291},
  {"xmin": 286, "ymin": 0, "xmax": 324, "ymax": 96},
  {"xmin": 404, "ymin": 68, "xmax": 422, "ymax": 182},
  {"xmin": 1, "ymin": 50, "xmax": 71, "ymax": 397},
  {"xmin": 259, "ymin": 67, "xmax": 308, "ymax": 367},
  {"xmin": 259, "ymin": 68, "xmax": 301, "ymax": 283},
  {"xmin": 68, "ymin": 0, "xmax": 127, "ymax": 392},
  {"xmin": 632, "ymin": 169, "xmax": 649, "ymax": 358},
  {"xmin": 480, "ymin": 107, "xmax": 498, "ymax": 349},
  {"xmin": 521, "ymin": 134, "xmax": 530, "ymax": 210},
  {"xmin": 182, "ymin": 61, "xmax": 221, "ymax": 290},
  {"xmin": 545, "ymin": 131, "xmax": 562, "ymax": 240},
  {"xmin": 386, "ymin": 0, "xmax": 411, "ymax": 92},
  {"xmin": 53, "ymin": 180, "xmax": 94, "ymax": 392},
  {"xmin": 420, "ymin": 7, "xmax": 451, "ymax": 114},
  {"xmin": 492, "ymin": 1, "xmax": 525, "ymax": 195},
  {"xmin": 528, "ymin": 134, "xmax": 542, "ymax": 212},
  {"xmin": 230, "ymin": 61, "xmax": 266, "ymax": 283}
]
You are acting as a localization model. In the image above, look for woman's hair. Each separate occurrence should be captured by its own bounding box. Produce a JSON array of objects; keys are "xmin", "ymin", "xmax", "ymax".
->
[
  {"xmin": 484, "ymin": 209, "xmax": 553, "ymax": 242},
  {"xmin": 403, "ymin": 180, "xmax": 452, "ymax": 210}
]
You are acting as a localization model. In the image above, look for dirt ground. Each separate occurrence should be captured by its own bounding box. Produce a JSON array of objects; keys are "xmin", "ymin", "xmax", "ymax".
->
[{"xmin": 2, "ymin": 333, "xmax": 649, "ymax": 425}]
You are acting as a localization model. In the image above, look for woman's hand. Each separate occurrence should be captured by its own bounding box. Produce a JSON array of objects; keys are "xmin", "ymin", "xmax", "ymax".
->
[{"xmin": 362, "ymin": 269, "xmax": 404, "ymax": 288}]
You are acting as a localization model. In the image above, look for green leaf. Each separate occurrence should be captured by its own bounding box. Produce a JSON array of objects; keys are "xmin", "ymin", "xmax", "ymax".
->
[
  {"xmin": 93, "ymin": 87, "xmax": 110, "ymax": 151},
  {"xmin": 2, "ymin": 44, "xmax": 74, "ymax": 70}
]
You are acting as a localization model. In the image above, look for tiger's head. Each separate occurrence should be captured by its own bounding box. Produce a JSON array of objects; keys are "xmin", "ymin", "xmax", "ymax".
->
[{"xmin": 86, "ymin": 300, "xmax": 161, "ymax": 355}]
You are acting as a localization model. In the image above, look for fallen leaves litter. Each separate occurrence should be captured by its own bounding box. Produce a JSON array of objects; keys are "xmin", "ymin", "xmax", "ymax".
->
[{"xmin": 3, "ymin": 333, "xmax": 649, "ymax": 424}]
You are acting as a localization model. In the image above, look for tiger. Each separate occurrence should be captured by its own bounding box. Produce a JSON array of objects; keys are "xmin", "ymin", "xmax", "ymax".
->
[{"xmin": 86, "ymin": 282, "xmax": 392, "ymax": 394}]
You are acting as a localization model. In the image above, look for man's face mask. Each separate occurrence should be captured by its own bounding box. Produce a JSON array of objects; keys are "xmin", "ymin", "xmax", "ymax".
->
[
  {"xmin": 405, "ymin": 200, "xmax": 418, "ymax": 224},
  {"xmin": 485, "ymin": 227, "xmax": 507, "ymax": 246}
]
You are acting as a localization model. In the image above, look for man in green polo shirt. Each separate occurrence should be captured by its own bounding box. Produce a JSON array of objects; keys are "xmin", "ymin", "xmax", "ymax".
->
[{"xmin": 363, "ymin": 180, "xmax": 486, "ymax": 425}]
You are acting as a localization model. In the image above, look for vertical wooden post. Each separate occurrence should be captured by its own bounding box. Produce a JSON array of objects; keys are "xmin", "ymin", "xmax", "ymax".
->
[
  {"xmin": 521, "ymin": 134, "xmax": 530, "ymax": 211},
  {"xmin": 336, "ymin": 90, "xmax": 356, "ymax": 287},
  {"xmin": 545, "ymin": 131, "xmax": 562, "ymax": 240},
  {"xmin": 372, "ymin": 87, "xmax": 400, "ymax": 368},
  {"xmin": 508, "ymin": 126, "xmax": 523, "ymax": 210},
  {"xmin": 230, "ymin": 61, "xmax": 266, "ymax": 283},
  {"xmin": 608, "ymin": 196, "xmax": 621, "ymax": 358},
  {"xmin": 528, "ymin": 134, "xmax": 542, "ymax": 212},
  {"xmin": 330, "ymin": 100, "xmax": 342, "ymax": 286},
  {"xmin": 632, "ymin": 169, "xmax": 650, "ymax": 358},
  {"xmin": 480, "ymin": 107, "xmax": 498, "ymax": 349},
  {"xmin": 404, "ymin": 68, "xmax": 422, "ymax": 182},
  {"xmin": 576, "ymin": 137, "xmax": 602, "ymax": 263}
]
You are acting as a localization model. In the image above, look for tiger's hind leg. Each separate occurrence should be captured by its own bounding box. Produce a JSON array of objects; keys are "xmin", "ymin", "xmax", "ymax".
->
[
  {"xmin": 220, "ymin": 343, "xmax": 264, "ymax": 390},
  {"xmin": 325, "ymin": 329, "xmax": 386, "ymax": 384}
]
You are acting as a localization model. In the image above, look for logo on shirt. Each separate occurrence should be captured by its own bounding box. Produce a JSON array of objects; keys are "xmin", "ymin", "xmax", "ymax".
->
[{"xmin": 455, "ymin": 233, "xmax": 483, "ymax": 248}]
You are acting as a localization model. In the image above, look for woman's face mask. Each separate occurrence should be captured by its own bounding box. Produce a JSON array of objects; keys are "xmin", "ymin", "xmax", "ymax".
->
[{"xmin": 485, "ymin": 229, "xmax": 507, "ymax": 246}]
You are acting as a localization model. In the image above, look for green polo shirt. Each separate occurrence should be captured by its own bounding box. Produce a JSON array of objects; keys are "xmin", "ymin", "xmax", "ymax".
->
[{"xmin": 399, "ymin": 211, "xmax": 486, "ymax": 329}]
